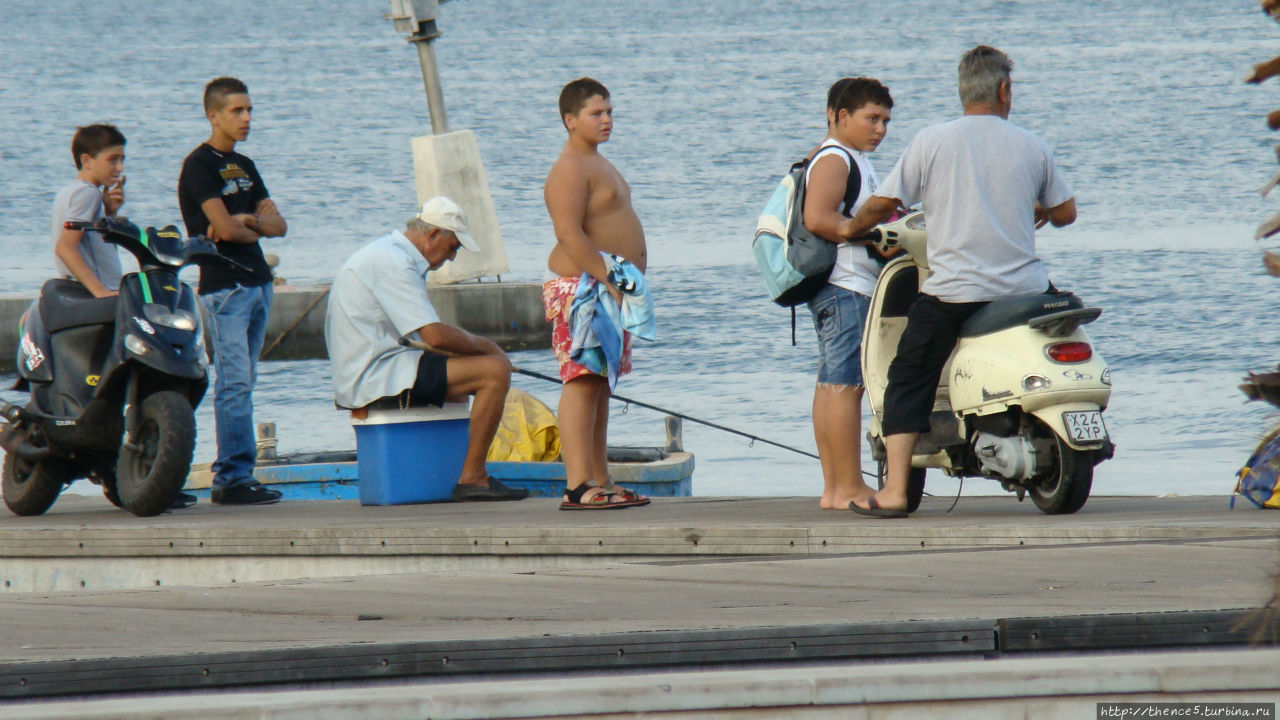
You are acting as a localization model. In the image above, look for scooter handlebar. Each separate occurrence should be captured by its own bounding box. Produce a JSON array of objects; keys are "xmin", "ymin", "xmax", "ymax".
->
[
  {"xmin": 853, "ymin": 228, "xmax": 886, "ymax": 245},
  {"xmin": 187, "ymin": 236, "xmax": 257, "ymax": 275},
  {"xmin": 64, "ymin": 216, "xmax": 133, "ymax": 232}
]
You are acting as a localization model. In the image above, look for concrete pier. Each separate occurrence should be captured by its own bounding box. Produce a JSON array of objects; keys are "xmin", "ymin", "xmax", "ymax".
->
[
  {"xmin": 0, "ymin": 494, "xmax": 1276, "ymax": 715},
  {"xmin": 0, "ymin": 281, "xmax": 550, "ymax": 371}
]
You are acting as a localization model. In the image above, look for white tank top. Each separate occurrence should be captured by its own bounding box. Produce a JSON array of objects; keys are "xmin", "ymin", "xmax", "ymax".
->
[{"xmin": 804, "ymin": 138, "xmax": 881, "ymax": 296}]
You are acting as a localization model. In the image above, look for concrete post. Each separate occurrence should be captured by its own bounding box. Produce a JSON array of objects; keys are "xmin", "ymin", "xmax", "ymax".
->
[{"xmin": 411, "ymin": 131, "xmax": 509, "ymax": 283}]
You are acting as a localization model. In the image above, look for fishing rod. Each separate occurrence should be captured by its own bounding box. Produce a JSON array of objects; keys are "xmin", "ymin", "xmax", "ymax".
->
[
  {"xmin": 511, "ymin": 364, "xmax": 819, "ymax": 461},
  {"xmin": 399, "ymin": 338, "xmax": 819, "ymax": 461}
]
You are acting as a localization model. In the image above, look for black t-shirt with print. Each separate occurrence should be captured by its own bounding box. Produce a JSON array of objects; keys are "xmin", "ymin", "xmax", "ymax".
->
[{"xmin": 177, "ymin": 143, "xmax": 273, "ymax": 294}]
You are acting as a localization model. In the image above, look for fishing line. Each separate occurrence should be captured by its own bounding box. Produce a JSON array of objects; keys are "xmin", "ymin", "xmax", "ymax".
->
[
  {"xmin": 399, "ymin": 338, "xmax": 823, "ymax": 462},
  {"xmin": 509, "ymin": 364, "xmax": 820, "ymax": 461}
]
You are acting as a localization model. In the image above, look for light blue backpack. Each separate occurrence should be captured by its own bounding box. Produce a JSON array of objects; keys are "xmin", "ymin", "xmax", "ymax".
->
[{"xmin": 752, "ymin": 147, "xmax": 856, "ymax": 308}]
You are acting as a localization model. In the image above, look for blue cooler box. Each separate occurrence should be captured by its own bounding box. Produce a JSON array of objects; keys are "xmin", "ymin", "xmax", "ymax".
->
[{"xmin": 351, "ymin": 403, "xmax": 470, "ymax": 505}]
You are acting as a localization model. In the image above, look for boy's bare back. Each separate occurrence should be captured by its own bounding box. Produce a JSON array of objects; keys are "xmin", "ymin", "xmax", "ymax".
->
[{"xmin": 545, "ymin": 93, "xmax": 647, "ymax": 278}]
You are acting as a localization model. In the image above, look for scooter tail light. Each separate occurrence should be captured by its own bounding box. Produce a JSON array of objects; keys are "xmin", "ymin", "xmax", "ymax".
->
[{"xmin": 1046, "ymin": 341, "xmax": 1092, "ymax": 363}]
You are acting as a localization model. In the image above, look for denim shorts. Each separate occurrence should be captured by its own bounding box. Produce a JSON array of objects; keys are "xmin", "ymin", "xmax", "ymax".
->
[{"xmin": 807, "ymin": 284, "xmax": 871, "ymax": 386}]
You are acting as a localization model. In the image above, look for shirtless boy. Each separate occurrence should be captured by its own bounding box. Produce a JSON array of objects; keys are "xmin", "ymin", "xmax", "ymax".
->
[{"xmin": 543, "ymin": 77, "xmax": 650, "ymax": 510}]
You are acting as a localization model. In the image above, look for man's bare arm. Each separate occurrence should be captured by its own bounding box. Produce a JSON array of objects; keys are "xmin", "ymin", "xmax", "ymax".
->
[
  {"xmin": 837, "ymin": 195, "xmax": 901, "ymax": 240},
  {"xmin": 802, "ymin": 155, "xmax": 856, "ymax": 243},
  {"xmin": 544, "ymin": 162, "xmax": 611, "ymax": 283},
  {"xmin": 253, "ymin": 198, "xmax": 287, "ymax": 238},
  {"xmin": 1044, "ymin": 198, "xmax": 1076, "ymax": 228},
  {"xmin": 200, "ymin": 197, "xmax": 260, "ymax": 244},
  {"xmin": 54, "ymin": 228, "xmax": 114, "ymax": 298},
  {"xmin": 418, "ymin": 323, "xmax": 505, "ymax": 358}
]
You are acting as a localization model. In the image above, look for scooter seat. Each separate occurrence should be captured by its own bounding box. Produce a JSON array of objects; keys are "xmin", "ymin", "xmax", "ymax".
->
[
  {"xmin": 959, "ymin": 292, "xmax": 1083, "ymax": 338},
  {"xmin": 39, "ymin": 278, "xmax": 117, "ymax": 333}
]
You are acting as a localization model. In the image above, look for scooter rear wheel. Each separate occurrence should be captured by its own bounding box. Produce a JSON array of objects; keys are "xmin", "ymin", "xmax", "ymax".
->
[
  {"xmin": 875, "ymin": 461, "xmax": 927, "ymax": 513},
  {"xmin": 1030, "ymin": 435, "xmax": 1093, "ymax": 515},
  {"xmin": 115, "ymin": 391, "xmax": 195, "ymax": 517},
  {"xmin": 2, "ymin": 446, "xmax": 67, "ymax": 516}
]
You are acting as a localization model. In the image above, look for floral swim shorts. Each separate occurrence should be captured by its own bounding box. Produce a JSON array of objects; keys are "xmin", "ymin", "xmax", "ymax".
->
[{"xmin": 542, "ymin": 276, "xmax": 632, "ymax": 383}]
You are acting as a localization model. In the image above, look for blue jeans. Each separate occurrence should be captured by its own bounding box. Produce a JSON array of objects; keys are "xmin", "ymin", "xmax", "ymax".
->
[
  {"xmin": 806, "ymin": 284, "xmax": 870, "ymax": 386},
  {"xmin": 201, "ymin": 283, "xmax": 273, "ymax": 489}
]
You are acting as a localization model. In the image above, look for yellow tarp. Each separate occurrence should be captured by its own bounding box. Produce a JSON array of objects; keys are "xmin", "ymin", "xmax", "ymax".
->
[{"xmin": 486, "ymin": 388, "xmax": 562, "ymax": 462}]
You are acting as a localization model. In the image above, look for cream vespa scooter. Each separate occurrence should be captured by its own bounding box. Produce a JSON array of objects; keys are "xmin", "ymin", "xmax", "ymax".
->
[{"xmin": 861, "ymin": 211, "xmax": 1113, "ymax": 514}]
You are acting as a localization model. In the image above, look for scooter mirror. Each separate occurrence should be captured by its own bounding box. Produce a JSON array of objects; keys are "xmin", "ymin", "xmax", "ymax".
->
[{"xmin": 187, "ymin": 239, "xmax": 257, "ymax": 275}]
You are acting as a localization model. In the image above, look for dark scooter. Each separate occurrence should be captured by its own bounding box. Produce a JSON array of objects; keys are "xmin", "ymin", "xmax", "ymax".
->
[{"xmin": 1, "ymin": 218, "xmax": 239, "ymax": 517}]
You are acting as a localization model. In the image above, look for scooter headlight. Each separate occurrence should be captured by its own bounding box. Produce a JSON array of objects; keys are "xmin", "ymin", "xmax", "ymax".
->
[
  {"xmin": 124, "ymin": 334, "xmax": 149, "ymax": 356},
  {"xmin": 143, "ymin": 304, "xmax": 198, "ymax": 331},
  {"xmin": 1022, "ymin": 374, "xmax": 1053, "ymax": 392}
]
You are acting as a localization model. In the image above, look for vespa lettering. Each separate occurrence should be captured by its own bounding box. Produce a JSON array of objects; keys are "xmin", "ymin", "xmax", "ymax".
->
[{"xmin": 981, "ymin": 387, "xmax": 1014, "ymax": 402}]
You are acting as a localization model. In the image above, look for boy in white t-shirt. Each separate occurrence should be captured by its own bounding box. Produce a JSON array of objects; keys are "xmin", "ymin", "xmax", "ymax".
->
[
  {"xmin": 800, "ymin": 77, "xmax": 895, "ymax": 510},
  {"xmin": 51, "ymin": 124, "xmax": 127, "ymax": 298}
]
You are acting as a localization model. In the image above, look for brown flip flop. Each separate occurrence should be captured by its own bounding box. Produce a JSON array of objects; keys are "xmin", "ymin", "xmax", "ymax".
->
[{"xmin": 849, "ymin": 495, "xmax": 909, "ymax": 519}]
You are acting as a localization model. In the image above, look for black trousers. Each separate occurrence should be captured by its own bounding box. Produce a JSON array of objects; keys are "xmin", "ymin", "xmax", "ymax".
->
[{"xmin": 881, "ymin": 294, "xmax": 988, "ymax": 436}]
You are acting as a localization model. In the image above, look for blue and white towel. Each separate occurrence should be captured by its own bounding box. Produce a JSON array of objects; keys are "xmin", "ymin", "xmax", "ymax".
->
[{"xmin": 568, "ymin": 253, "xmax": 656, "ymax": 390}]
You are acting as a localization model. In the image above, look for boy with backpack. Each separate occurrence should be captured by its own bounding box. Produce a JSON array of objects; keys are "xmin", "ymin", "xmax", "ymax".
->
[
  {"xmin": 51, "ymin": 124, "xmax": 127, "ymax": 298},
  {"xmin": 801, "ymin": 77, "xmax": 895, "ymax": 510}
]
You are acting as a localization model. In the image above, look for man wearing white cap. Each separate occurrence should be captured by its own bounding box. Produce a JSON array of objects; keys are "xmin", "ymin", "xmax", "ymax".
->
[{"xmin": 325, "ymin": 196, "xmax": 528, "ymax": 501}]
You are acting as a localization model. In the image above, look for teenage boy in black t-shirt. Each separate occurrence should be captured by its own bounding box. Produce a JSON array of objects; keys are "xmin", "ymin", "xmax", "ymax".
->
[{"xmin": 178, "ymin": 76, "xmax": 288, "ymax": 505}]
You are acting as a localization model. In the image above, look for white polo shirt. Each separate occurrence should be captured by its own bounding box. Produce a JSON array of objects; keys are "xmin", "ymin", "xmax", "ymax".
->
[{"xmin": 325, "ymin": 230, "xmax": 441, "ymax": 409}]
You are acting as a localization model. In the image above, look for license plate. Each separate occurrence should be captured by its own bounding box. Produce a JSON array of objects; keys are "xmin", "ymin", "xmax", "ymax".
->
[{"xmin": 1062, "ymin": 410, "xmax": 1108, "ymax": 443}]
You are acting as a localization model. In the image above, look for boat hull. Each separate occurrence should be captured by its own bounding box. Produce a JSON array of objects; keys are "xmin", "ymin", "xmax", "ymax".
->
[{"xmin": 185, "ymin": 450, "xmax": 694, "ymax": 502}]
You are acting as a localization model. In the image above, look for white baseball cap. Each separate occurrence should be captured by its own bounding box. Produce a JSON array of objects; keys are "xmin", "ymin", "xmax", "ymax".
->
[{"xmin": 417, "ymin": 196, "xmax": 480, "ymax": 252}]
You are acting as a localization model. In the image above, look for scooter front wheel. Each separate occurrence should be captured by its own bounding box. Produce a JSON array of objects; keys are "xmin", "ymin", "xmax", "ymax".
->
[
  {"xmin": 2, "ymin": 446, "xmax": 67, "ymax": 516},
  {"xmin": 1030, "ymin": 434, "xmax": 1093, "ymax": 515},
  {"xmin": 115, "ymin": 391, "xmax": 195, "ymax": 517},
  {"xmin": 875, "ymin": 461, "xmax": 927, "ymax": 513}
]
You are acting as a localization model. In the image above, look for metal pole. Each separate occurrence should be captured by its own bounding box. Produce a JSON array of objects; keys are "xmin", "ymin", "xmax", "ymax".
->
[
  {"xmin": 410, "ymin": 30, "xmax": 449, "ymax": 134},
  {"xmin": 389, "ymin": 0, "xmax": 450, "ymax": 135}
]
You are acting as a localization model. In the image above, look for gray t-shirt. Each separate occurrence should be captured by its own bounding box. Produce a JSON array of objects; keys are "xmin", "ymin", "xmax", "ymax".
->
[
  {"xmin": 324, "ymin": 230, "xmax": 442, "ymax": 409},
  {"xmin": 875, "ymin": 115, "xmax": 1073, "ymax": 303},
  {"xmin": 50, "ymin": 179, "xmax": 122, "ymax": 290}
]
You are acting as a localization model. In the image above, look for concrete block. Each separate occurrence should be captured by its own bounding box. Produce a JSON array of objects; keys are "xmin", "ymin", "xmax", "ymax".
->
[{"xmin": 411, "ymin": 131, "xmax": 508, "ymax": 284}]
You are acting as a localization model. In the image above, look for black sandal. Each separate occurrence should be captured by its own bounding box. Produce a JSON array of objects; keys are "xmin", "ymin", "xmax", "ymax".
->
[
  {"xmin": 559, "ymin": 484, "xmax": 645, "ymax": 510},
  {"xmin": 594, "ymin": 480, "xmax": 651, "ymax": 506}
]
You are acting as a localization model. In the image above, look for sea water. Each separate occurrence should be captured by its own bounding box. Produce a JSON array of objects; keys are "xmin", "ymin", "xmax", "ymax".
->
[{"xmin": 1, "ymin": 0, "xmax": 1277, "ymax": 498}]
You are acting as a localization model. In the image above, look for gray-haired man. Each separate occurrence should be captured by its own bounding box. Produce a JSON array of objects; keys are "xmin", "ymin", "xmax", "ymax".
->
[
  {"xmin": 837, "ymin": 45, "xmax": 1078, "ymax": 517},
  {"xmin": 325, "ymin": 196, "xmax": 528, "ymax": 502}
]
